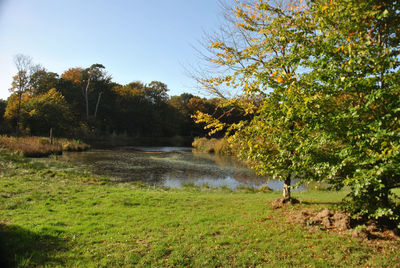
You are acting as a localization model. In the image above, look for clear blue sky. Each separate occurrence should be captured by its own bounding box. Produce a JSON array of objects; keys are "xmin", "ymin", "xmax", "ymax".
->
[{"xmin": 0, "ymin": 0, "xmax": 222, "ymax": 100}]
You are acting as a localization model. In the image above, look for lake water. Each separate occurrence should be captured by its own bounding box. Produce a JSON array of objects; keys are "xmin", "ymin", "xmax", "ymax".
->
[{"xmin": 60, "ymin": 147, "xmax": 304, "ymax": 190}]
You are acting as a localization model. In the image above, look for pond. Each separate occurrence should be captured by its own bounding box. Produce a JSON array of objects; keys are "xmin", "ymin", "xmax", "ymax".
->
[{"xmin": 60, "ymin": 147, "xmax": 304, "ymax": 190}]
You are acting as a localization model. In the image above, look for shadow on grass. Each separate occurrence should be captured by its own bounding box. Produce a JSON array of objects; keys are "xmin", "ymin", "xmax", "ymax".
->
[
  {"xmin": 0, "ymin": 224, "xmax": 66, "ymax": 267},
  {"xmin": 299, "ymin": 201, "xmax": 341, "ymax": 205}
]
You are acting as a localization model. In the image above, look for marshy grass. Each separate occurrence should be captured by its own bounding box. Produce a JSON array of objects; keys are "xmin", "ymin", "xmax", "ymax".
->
[
  {"xmin": 0, "ymin": 135, "xmax": 90, "ymax": 157},
  {"xmin": 192, "ymin": 137, "xmax": 233, "ymax": 155}
]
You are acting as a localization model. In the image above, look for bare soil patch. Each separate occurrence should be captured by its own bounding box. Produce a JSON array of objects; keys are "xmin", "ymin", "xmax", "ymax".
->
[{"xmin": 271, "ymin": 198, "xmax": 400, "ymax": 243}]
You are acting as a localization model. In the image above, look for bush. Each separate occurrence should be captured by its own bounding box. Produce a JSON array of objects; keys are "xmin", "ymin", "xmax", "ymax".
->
[
  {"xmin": 214, "ymin": 138, "xmax": 232, "ymax": 155},
  {"xmin": 192, "ymin": 137, "xmax": 234, "ymax": 155},
  {"xmin": 192, "ymin": 137, "xmax": 218, "ymax": 153}
]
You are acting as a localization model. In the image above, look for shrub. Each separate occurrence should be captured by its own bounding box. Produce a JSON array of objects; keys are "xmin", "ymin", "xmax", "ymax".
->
[
  {"xmin": 192, "ymin": 137, "xmax": 218, "ymax": 153},
  {"xmin": 192, "ymin": 137, "xmax": 235, "ymax": 155},
  {"xmin": 214, "ymin": 138, "xmax": 232, "ymax": 155}
]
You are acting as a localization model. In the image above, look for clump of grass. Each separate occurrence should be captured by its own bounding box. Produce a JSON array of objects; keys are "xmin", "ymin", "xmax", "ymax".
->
[
  {"xmin": 57, "ymin": 138, "xmax": 90, "ymax": 152},
  {"xmin": 0, "ymin": 136, "xmax": 90, "ymax": 157},
  {"xmin": 192, "ymin": 137, "xmax": 218, "ymax": 153},
  {"xmin": 192, "ymin": 137, "xmax": 233, "ymax": 155},
  {"xmin": 213, "ymin": 138, "xmax": 232, "ymax": 155},
  {"xmin": 0, "ymin": 136, "xmax": 62, "ymax": 157}
]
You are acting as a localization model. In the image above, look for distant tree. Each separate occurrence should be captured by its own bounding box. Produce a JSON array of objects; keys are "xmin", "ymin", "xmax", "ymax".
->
[
  {"xmin": 9, "ymin": 54, "xmax": 38, "ymax": 134},
  {"xmin": 61, "ymin": 67, "xmax": 86, "ymax": 117},
  {"xmin": 112, "ymin": 82, "xmax": 149, "ymax": 135},
  {"xmin": 0, "ymin": 99, "xmax": 8, "ymax": 133},
  {"xmin": 146, "ymin": 81, "xmax": 169, "ymax": 104},
  {"xmin": 30, "ymin": 69, "xmax": 60, "ymax": 95},
  {"xmin": 168, "ymin": 94, "xmax": 195, "ymax": 135},
  {"xmin": 84, "ymin": 64, "xmax": 108, "ymax": 120},
  {"xmin": 4, "ymin": 93, "xmax": 33, "ymax": 135},
  {"xmin": 61, "ymin": 64, "xmax": 110, "ymax": 122},
  {"xmin": 5, "ymin": 89, "xmax": 73, "ymax": 136},
  {"xmin": 61, "ymin": 67, "xmax": 84, "ymax": 84}
]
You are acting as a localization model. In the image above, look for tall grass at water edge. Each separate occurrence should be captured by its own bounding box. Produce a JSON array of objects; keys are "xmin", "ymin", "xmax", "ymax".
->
[
  {"xmin": 0, "ymin": 135, "xmax": 90, "ymax": 157},
  {"xmin": 192, "ymin": 137, "xmax": 233, "ymax": 155}
]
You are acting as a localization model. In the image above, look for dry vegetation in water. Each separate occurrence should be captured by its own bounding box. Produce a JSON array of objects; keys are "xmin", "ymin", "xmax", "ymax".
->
[
  {"xmin": 192, "ymin": 137, "xmax": 234, "ymax": 155},
  {"xmin": 0, "ymin": 135, "xmax": 90, "ymax": 157}
]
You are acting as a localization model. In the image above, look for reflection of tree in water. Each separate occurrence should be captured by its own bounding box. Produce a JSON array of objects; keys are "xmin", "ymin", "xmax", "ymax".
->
[{"xmin": 192, "ymin": 152, "xmax": 247, "ymax": 169}]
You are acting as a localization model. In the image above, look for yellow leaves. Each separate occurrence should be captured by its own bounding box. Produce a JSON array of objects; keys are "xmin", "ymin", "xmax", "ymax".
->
[
  {"xmin": 336, "ymin": 46, "xmax": 344, "ymax": 53},
  {"xmin": 61, "ymin": 67, "xmax": 84, "ymax": 84},
  {"xmin": 192, "ymin": 111, "xmax": 226, "ymax": 136},
  {"xmin": 276, "ymin": 76, "xmax": 284, "ymax": 83},
  {"xmin": 235, "ymin": 7, "xmax": 244, "ymax": 18},
  {"xmin": 209, "ymin": 42, "xmax": 224, "ymax": 49},
  {"xmin": 304, "ymin": 96, "xmax": 310, "ymax": 105},
  {"xmin": 271, "ymin": 71, "xmax": 285, "ymax": 83},
  {"xmin": 29, "ymin": 109, "xmax": 37, "ymax": 116}
]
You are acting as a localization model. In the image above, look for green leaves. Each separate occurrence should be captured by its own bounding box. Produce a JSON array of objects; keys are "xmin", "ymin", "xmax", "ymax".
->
[{"xmin": 201, "ymin": 0, "xmax": 400, "ymax": 221}]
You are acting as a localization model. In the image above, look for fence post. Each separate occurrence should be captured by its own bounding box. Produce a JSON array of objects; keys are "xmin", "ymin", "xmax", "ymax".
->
[{"xmin": 50, "ymin": 128, "xmax": 53, "ymax": 144}]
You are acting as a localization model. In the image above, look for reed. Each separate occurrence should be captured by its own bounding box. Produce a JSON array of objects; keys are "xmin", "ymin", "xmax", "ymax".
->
[
  {"xmin": 192, "ymin": 137, "xmax": 234, "ymax": 155},
  {"xmin": 0, "ymin": 135, "xmax": 89, "ymax": 157}
]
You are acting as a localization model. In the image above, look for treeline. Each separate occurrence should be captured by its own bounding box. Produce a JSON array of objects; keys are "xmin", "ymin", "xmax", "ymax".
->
[{"xmin": 0, "ymin": 58, "xmax": 244, "ymax": 144}]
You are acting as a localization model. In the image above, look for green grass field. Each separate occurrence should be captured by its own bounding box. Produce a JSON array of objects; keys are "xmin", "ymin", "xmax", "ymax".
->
[{"xmin": 0, "ymin": 150, "xmax": 399, "ymax": 267}]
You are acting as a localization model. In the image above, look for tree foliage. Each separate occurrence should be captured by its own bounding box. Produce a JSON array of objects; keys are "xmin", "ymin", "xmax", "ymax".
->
[
  {"xmin": 198, "ymin": 0, "xmax": 400, "ymax": 221},
  {"xmin": 5, "ymin": 89, "xmax": 74, "ymax": 136},
  {"xmin": 2, "ymin": 59, "xmax": 225, "ymax": 141}
]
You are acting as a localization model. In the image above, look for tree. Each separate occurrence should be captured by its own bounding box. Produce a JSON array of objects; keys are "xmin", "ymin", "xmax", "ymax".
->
[
  {"xmin": 4, "ymin": 89, "xmax": 74, "ymax": 136},
  {"xmin": 4, "ymin": 93, "xmax": 34, "ymax": 135},
  {"xmin": 198, "ymin": 0, "xmax": 400, "ymax": 222},
  {"xmin": 0, "ymin": 99, "xmax": 8, "ymax": 133},
  {"xmin": 84, "ymin": 64, "xmax": 108, "ymax": 121},
  {"xmin": 61, "ymin": 64, "xmax": 110, "ymax": 122},
  {"xmin": 146, "ymin": 81, "xmax": 169, "ymax": 104},
  {"xmin": 300, "ymin": 0, "xmax": 400, "ymax": 221},
  {"xmin": 195, "ymin": 0, "xmax": 312, "ymax": 199},
  {"xmin": 30, "ymin": 69, "xmax": 60, "ymax": 95},
  {"xmin": 9, "ymin": 54, "xmax": 36, "ymax": 134}
]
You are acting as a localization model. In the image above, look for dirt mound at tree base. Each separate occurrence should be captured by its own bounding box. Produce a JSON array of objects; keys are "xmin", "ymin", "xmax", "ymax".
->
[
  {"xmin": 290, "ymin": 208, "xmax": 400, "ymax": 241},
  {"xmin": 270, "ymin": 197, "xmax": 299, "ymax": 209}
]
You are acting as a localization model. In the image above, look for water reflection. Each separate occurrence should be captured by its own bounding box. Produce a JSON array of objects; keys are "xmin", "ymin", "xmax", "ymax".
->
[{"xmin": 60, "ymin": 147, "xmax": 304, "ymax": 190}]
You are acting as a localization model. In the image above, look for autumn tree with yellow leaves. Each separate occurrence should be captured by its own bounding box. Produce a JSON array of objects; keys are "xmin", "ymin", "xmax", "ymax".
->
[{"xmin": 197, "ymin": 0, "xmax": 400, "ymax": 223}]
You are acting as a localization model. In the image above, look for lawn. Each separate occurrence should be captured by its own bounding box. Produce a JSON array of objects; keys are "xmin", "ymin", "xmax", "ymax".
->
[{"xmin": 0, "ymin": 150, "xmax": 399, "ymax": 267}]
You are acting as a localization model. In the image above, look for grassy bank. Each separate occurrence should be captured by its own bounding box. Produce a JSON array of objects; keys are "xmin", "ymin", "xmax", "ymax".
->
[
  {"xmin": 0, "ymin": 136, "xmax": 90, "ymax": 157},
  {"xmin": 0, "ymin": 150, "xmax": 399, "ymax": 267},
  {"xmin": 192, "ymin": 137, "xmax": 233, "ymax": 155}
]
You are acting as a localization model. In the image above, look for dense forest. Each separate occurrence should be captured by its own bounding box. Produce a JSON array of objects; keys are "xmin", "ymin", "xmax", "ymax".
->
[{"xmin": 0, "ymin": 59, "xmax": 245, "ymax": 145}]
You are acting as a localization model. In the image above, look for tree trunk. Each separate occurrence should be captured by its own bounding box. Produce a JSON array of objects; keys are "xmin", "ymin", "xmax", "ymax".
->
[
  {"xmin": 283, "ymin": 174, "xmax": 291, "ymax": 200},
  {"xmin": 85, "ymin": 77, "xmax": 91, "ymax": 121},
  {"xmin": 49, "ymin": 128, "xmax": 53, "ymax": 144},
  {"xmin": 15, "ymin": 91, "xmax": 22, "ymax": 135},
  {"xmin": 94, "ymin": 92, "xmax": 103, "ymax": 120}
]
